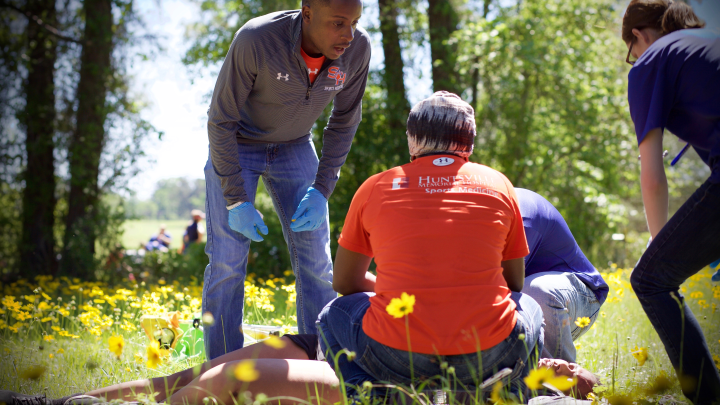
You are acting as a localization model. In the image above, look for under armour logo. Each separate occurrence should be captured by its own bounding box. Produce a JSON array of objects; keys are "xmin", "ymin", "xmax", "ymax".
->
[
  {"xmin": 277, "ymin": 73, "xmax": 289, "ymax": 81},
  {"xmin": 308, "ymin": 68, "xmax": 319, "ymax": 75}
]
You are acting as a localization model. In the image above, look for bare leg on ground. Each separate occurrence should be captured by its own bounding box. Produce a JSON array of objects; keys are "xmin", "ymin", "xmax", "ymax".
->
[
  {"xmin": 167, "ymin": 359, "xmax": 341, "ymax": 405},
  {"xmin": 85, "ymin": 336, "xmax": 310, "ymax": 402}
]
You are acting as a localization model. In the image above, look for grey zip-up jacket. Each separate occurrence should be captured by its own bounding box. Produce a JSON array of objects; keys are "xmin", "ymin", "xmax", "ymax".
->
[{"xmin": 207, "ymin": 10, "xmax": 371, "ymax": 206}]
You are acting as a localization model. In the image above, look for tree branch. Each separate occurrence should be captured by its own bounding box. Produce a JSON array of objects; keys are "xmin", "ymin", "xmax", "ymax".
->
[{"xmin": 0, "ymin": 1, "xmax": 83, "ymax": 44}]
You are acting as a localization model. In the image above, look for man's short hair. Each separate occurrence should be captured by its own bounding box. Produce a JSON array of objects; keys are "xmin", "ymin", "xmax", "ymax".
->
[
  {"xmin": 302, "ymin": 0, "xmax": 330, "ymax": 7},
  {"xmin": 406, "ymin": 91, "xmax": 476, "ymax": 158}
]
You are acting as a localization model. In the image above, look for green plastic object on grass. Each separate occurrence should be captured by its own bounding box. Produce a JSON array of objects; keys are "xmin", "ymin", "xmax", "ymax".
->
[{"xmin": 174, "ymin": 317, "xmax": 205, "ymax": 359}]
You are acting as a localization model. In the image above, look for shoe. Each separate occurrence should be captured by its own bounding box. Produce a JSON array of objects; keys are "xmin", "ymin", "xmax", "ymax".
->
[
  {"xmin": 528, "ymin": 396, "xmax": 593, "ymax": 405},
  {"xmin": 0, "ymin": 391, "xmax": 99, "ymax": 405},
  {"xmin": 537, "ymin": 358, "xmax": 600, "ymax": 399},
  {"xmin": 61, "ymin": 396, "xmax": 103, "ymax": 405},
  {"xmin": 0, "ymin": 391, "xmax": 49, "ymax": 405}
]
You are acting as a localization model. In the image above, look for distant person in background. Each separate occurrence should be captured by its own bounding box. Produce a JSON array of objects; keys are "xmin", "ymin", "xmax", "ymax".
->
[
  {"xmin": 182, "ymin": 209, "xmax": 206, "ymax": 253},
  {"xmin": 144, "ymin": 225, "xmax": 172, "ymax": 252}
]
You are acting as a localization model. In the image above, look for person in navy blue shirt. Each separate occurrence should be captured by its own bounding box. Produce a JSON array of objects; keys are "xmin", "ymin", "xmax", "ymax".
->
[
  {"xmin": 516, "ymin": 188, "xmax": 608, "ymax": 363},
  {"xmin": 623, "ymin": 0, "xmax": 720, "ymax": 402}
]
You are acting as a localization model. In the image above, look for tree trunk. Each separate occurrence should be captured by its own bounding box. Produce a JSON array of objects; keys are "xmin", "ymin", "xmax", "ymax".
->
[
  {"xmin": 470, "ymin": 0, "xmax": 491, "ymax": 109},
  {"xmin": 61, "ymin": 0, "xmax": 112, "ymax": 278},
  {"xmin": 378, "ymin": 0, "xmax": 409, "ymax": 158},
  {"xmin": 19, "ymin": 0, "xmax": 58, "ymax": 276},
  {"xmin": 427, "ymin": 0, "xmax": 460, "ymax": 94}
]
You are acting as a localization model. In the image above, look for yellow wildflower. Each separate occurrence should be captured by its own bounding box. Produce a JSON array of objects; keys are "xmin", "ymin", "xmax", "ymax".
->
[
  {"xmin": 631, "ymin": 345, "xmax": 648, "ymax": 366},
  {"xmin": 134, "ymin": 352, "xmax": 144, "ymax": 364},
  {"xmin": 524, "ymin": 368, "xmax": 577, "ymax": 391},
  {"xmin": 2, "ymin": 296, "xmax": 22, "ymax": 312},
  {"xmin": 146, "ymin": 341, "xmax": 162, "ymax": 369},
  {"xmin": 386, "ymin": 292, "xmax": 415, "ymax": 318},
  {"xmin": 49, "ymin": 353, "xmax": 54, "ymax": 359},
  {"xmin": 234, "ymin": 360, "xmax": 260, "ymax": 382},
  {"xmin": 56, "ymin": 348, "xmax": 64, "ymax": 354},
  {"xmin": 490, "ymin": 381, "xmax": 514, "ymax": 404},
  {"xmin": 574, "ymin": 317, "xmax": 591, "ymax": 328},
  {"xmin": 16, "ymin": 311, "xmax": 32, "ymax": 321},
  {"xmin": 109, "ymin": 335, "xmax": 125, "ymax": 358},
  {"xmin": 44, "ymin": 335, "xmax": 54, "ymax": 342},
  {"xmin": 263, "ymin": 335, "xmax": 286, "ymax": 349}
]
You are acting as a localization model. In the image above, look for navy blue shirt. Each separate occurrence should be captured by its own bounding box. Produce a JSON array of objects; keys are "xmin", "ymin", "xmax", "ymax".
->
[
  {"xmin": 516, "ymin": 189, "xmax": 609, "ymax": 304},
  {"xmin": 628, "ymin": 29, "xmax": 720, "ymax": 181}
]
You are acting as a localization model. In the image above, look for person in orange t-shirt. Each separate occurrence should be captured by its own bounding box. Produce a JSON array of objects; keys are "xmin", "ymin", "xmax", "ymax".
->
[{"xmin": 316, "ymin": 91, "xmax": 544, "ymax": 397}]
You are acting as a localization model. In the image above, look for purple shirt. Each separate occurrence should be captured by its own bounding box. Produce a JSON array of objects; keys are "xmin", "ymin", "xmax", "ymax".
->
[
  {"xmin": 516, "ymin": 188, "xmax": 609, "ymax": 304},
  {"xmin": 628, "ymin": 29, "xmax": 720, "ymax": 181}
]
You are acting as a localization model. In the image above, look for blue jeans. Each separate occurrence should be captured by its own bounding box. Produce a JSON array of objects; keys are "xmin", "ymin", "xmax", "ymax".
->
[
  {"xmin": 630, "ymin": 179, "xmax": 720, "ymax": 404},
  {"xmin": 522, "ymin": 272, "xmax": 601, "ymax": 362},
  {"xmin": 317, "ymin": 292, "xmax": 544, "ymax": 397},
  {"xmin": 202, "ymin": 141, "xmax": 336, "ymax": 360}
]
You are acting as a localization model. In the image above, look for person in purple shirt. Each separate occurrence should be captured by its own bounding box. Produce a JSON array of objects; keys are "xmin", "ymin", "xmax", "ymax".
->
[
  {"xmin": 623, "ymin": 0, "xmax": 720, "ymax": 402},
  {"xmin": 516, "ymin": 188, "xmax": 608, "ymax": 363}
]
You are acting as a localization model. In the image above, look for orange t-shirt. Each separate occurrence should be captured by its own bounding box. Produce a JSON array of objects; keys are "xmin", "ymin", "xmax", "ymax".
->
[
  {"xmin": 338, "ymin": 155, "xmax": 529, "ymax": 355},
  {"xmin": 301, "ymin": 48, "xmax": 325, "ymax": 84}
]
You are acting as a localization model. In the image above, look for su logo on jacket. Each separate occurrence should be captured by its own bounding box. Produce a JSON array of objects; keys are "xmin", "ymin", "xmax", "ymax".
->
[{"xmin": 327, "ymin": 67, "xmax": 346, "ymax": 86}]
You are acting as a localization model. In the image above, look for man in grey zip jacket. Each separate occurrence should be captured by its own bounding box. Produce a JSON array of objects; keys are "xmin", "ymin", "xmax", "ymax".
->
[{"xmin": 203, "ymin": 0, "xmax": 370, "ymax": 359}]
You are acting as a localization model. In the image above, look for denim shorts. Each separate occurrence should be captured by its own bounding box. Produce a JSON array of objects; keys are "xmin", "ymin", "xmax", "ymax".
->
[{"xmin": 316, "ymin": 292, "xmax": 543, "ymax": 396}]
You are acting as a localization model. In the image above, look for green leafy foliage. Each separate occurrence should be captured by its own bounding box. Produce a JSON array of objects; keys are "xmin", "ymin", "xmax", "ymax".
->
[
  {"xmin": 183, "ymin": 0, "xmax": 300, "ymax": 69},
  {"xmin": 456, "ymin": 0, "xmax": 639, "ymax": 263},
  {"xmin": 127, "ymin": 178, "xmax": 206, "ymax": 220}
]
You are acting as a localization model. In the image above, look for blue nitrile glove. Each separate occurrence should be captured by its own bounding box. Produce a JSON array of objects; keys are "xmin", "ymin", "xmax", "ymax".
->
[
  {"xmin": 228, "ymin": 202, "xmax": 268, "ymax": 242},
  {"xmin": 290, "ymin": 187, "xmax": 328, "ymax": 232},
  {"xmin": 711, "ymin": 259, "xmax": 720, "ymax": 282}
]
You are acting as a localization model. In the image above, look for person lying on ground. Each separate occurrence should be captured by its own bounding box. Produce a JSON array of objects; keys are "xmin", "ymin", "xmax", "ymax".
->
[
  {"xmin": 0, "ymin": 334, "xmax": 337, "ymax": 405},
  {"xmin": 515, "ymin": 188, "xmax": 609, "ymax": 363}
]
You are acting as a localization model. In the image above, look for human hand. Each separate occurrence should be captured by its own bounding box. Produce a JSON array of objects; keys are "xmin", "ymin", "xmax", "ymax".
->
[
  {"xmin": 228, "ymin": 202, "xmax": 268, "ymax": 242},
  {"xmin": 290, "ymin": 187, "xmax": 327, "ymax": 232}
]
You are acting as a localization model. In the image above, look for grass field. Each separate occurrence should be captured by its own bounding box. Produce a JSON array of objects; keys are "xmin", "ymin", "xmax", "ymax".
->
[
  {"xmin": 122, "ymin": 220, "xmax": 197, "ymax": 250},
  {"xmin": 1, "ymin": 267, "xmax": 718, "ymax": 404}
]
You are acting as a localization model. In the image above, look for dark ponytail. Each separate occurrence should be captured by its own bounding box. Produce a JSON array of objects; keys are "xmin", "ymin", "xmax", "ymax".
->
[
  {"xmin": 662, "ymin": 1, "xmax": 705, "ymax": 34},
  {"xmin": 622, "ymin": 0, "xmax": 705, "ymax": 44}
]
